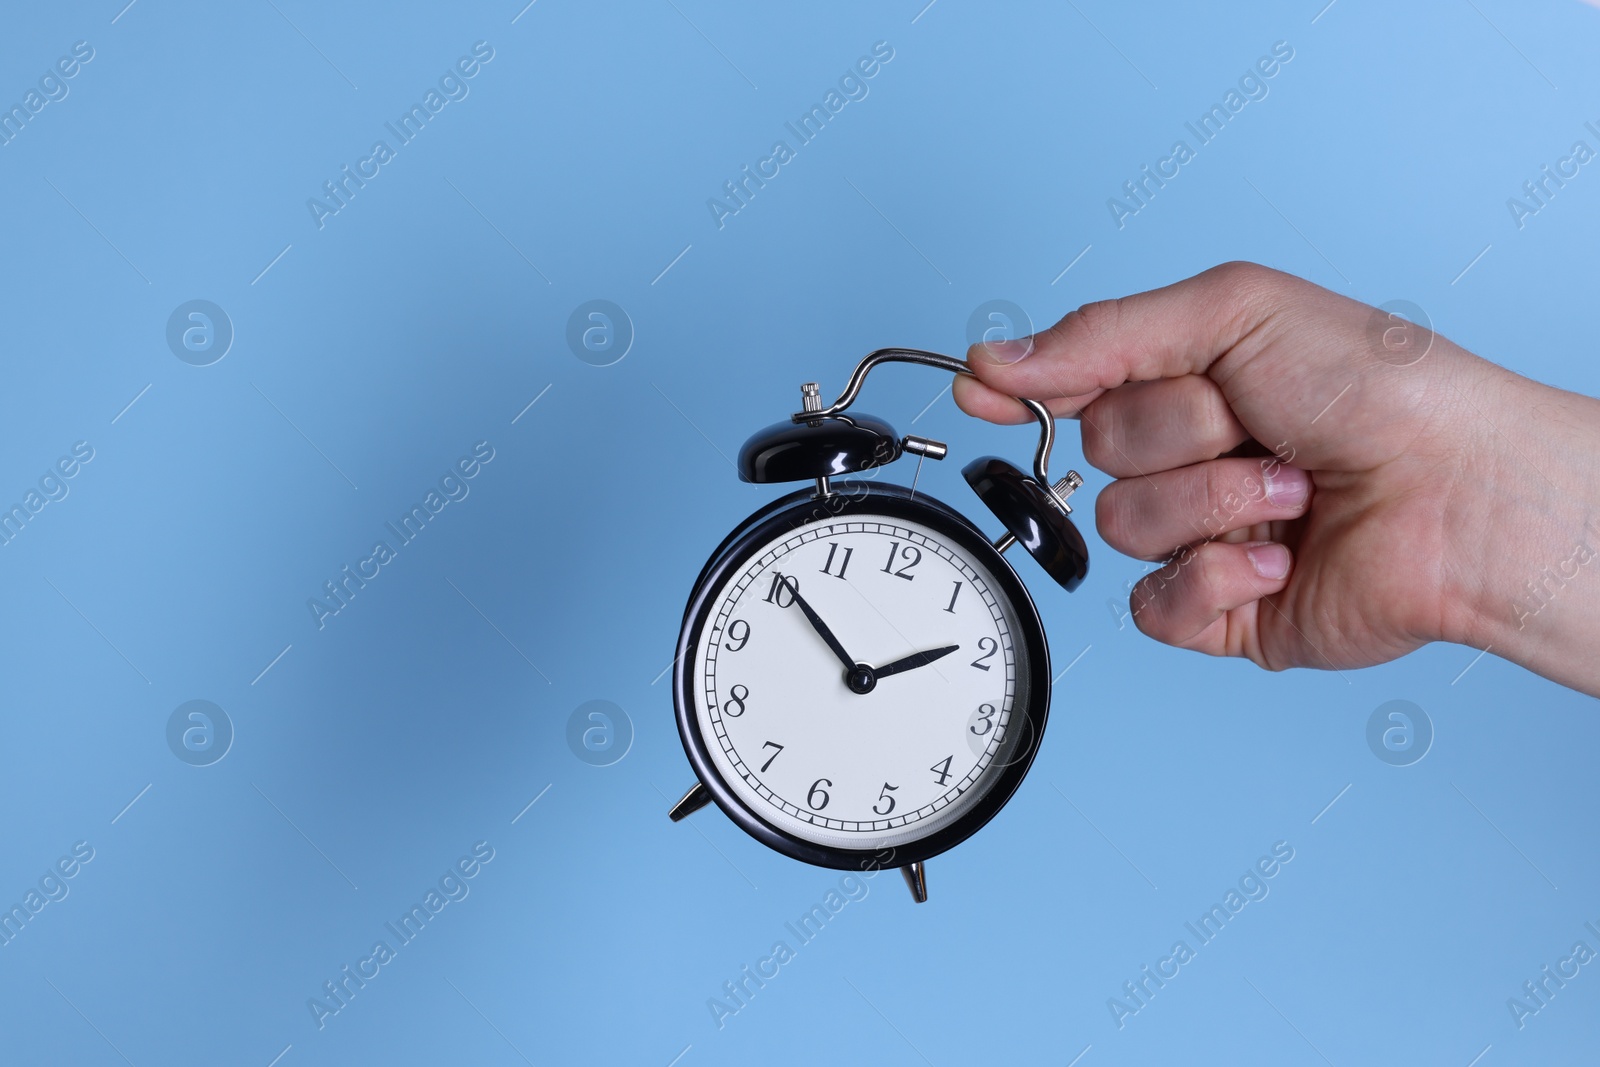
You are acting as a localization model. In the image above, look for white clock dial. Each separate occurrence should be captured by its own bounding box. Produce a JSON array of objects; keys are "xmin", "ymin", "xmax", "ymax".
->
[{"xmin": 692, "ymin": 514, "xmax": 1030, "ymax": 850}]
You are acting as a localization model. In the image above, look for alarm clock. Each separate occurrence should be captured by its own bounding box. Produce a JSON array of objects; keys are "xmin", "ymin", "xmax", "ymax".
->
[{"xmin": 666, "ymin": 348, "xmax": 1089, "ymax": 902}]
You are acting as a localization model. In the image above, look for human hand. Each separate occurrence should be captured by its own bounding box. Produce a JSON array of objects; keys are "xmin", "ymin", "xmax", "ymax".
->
[{"xmin": 954, "ymin": 262, "xmax": 1600, "ymax": 694}]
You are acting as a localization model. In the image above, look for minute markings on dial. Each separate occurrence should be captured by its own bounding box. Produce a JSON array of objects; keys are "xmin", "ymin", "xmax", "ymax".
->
[{"xmin": 699, "ymin": 520, "xmax": 1018, "ymax": 837}]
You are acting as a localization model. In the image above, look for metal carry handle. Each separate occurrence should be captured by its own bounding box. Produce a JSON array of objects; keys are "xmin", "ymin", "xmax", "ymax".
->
[{"xmin": 792, "ymin": 347, "xmax": 1075, "ymax": 512}]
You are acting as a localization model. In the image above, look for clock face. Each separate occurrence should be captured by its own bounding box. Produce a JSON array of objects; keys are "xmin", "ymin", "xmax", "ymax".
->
[{"xmin": 690, "ymin": 511, "xmax": 1033, "ymax": 851}]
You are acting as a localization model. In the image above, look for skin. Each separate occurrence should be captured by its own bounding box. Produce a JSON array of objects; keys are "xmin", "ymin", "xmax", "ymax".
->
[{"xmin": 953, "ymin": 262, "xmax": 1600, "ymax": 696}]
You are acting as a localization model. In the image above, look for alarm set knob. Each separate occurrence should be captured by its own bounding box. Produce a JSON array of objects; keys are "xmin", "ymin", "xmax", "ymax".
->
[{"xmin": 901, "ymin": 434, "xmax": 948, "ymax": 460}]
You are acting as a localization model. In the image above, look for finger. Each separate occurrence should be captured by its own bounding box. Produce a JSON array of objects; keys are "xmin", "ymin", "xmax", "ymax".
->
[
  {"xmin": 1097, "ymin": 457, "xmax": 1312, "ymax": 560},
  {"xmin": 952, "ymin": 374, "xmax": 1101, "ymax": 425},
  {"xmin": 1130, "ymin": 540, "xmax": 1293, "ymax": 653},
  {"xmin": 1078, "ymin": 375, "xmax": 1250, "ymax": 478},
  {"xmin": 965, "ymin": 261, "xmax": 1302, "ymax": 401}
]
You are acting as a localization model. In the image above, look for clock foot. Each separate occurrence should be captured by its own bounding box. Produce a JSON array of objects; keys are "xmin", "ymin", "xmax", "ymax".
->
[
  {"xmin": 668, "ymin": 781, "xmax": 712, "ymax": 822},
  {"xmin": 900, "ymin": 861, "xmax": 928, "ymax": 903}
]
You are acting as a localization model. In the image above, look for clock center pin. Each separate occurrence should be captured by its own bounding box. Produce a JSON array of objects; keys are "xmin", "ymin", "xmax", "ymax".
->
[{"xmin": 846, "ymin": 664, "xmax": 877, "ymax": 695}]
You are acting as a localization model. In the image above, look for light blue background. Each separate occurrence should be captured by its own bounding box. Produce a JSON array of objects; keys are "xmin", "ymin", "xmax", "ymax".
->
[{"xmin": 1, "ymin": 1, "xmax": 1596, "ymax": 1064}]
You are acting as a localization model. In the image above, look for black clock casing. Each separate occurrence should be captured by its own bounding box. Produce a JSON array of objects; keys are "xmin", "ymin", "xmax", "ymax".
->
[{"xmin": 673, "ymin": 481, "xmax": 1053, "ymax": 872}]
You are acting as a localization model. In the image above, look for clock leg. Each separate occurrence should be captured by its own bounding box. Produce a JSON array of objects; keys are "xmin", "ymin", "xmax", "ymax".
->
[
  {"xmin": 668, "ymin": 781, "xmax": 712, "ymax": 822},
  {"xmin": 900, "ymin": 862, "xmax": 928, "ymax": 904}
]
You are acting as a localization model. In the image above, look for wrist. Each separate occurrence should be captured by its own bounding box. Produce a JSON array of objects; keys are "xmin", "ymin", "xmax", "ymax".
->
[{"xmin": 1442, "ymin": 358, "xmax": 1600, "ymax": 693}]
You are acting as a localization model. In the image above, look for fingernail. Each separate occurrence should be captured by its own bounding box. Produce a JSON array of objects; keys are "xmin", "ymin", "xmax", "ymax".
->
[
  {"xmin": 978, "ymin": 337, "xmax": 1034, "ymax": 364},
  {"xmin": 1246, "ymin": 541, "xmax": 1291, "ymax": 580},
  {"xmin": 1265, "ymin": 464, "xmax": 1309, "ymax": 509}
]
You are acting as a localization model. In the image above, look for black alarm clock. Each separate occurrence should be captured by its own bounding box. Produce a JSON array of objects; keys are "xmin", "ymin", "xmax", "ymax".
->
[{"xmin": 666, "ymin": 349, "xmax": 1089, "ymax": 902}]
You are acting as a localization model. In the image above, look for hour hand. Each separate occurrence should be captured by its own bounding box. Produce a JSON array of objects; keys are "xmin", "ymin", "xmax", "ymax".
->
[
  {"xmin": 778, "ymin": 577, "xmax": 857, "ymax": 673},
  {"xmin": 872, "ymin": 644, "xmax": 960, "ymax": 679}
]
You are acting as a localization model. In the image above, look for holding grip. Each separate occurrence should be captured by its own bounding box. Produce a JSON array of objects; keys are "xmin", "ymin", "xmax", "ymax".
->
[{"xmin": 792, "ymin": 347, "xmax": 1074, "ymax": 512}]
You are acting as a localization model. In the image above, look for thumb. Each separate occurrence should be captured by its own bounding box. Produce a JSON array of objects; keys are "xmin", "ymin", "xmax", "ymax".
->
[{"xmin": 964, "ymin": 261, "xmax": 1292, "ymax": 402}]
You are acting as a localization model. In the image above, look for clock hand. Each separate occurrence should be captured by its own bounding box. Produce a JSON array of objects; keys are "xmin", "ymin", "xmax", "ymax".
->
[
  {"xmin": 777, "ymin": 576, "xmax": 859, "ymax": 675},
  {"xmin": 872, "ymin": 644, "xmax": 960, "ymax": 679}
]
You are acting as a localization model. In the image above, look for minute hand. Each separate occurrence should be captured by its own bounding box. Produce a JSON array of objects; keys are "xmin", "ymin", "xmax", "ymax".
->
[
  {"xmin": 872, "ymin": 644, "xmax": 960, "ymax": 679},
  {"xmin": 780, "ymin": 577, "xmax": 858, "ymax": 673}
]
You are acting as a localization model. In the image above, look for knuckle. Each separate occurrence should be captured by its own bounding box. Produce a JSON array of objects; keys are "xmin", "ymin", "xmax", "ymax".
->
[
  {"xmin": 1131, "ymin": 558, "xmax": 1191, "ymax": 642},
  {"xmin": 1195, "ymin": 460, "xmax": 1260, "ymax": 538},
  {"xmin": 1204, "ymin": 260, "xmax": 1289, "ymax": 336},
  {"xmin": 1079, "ymin": 395, "xmax": 1117, "ymax": 472},
  {"xmin": 1196, "ymin": 462, "xmax": 1230, "ymax": 532},
  {"xmin": 1208, "ymin": 260, "xmax": 1265, "ymax": 284},
  {"xmin": 1131, "ymin": 601, "xmax": 1164, "ymax": 641},
  {"xmin": 1208, "ymin": 260, "xmax": 1276, "ymax": 299},
  {"xmin": 1060, "ymin": 297, "xmax": 1124, "ymax": 346},
  {"xmin": 1209, "ymin": 260, "xmax": 1286, "ymax": 319},
  {"xmin": 1188, "ymin": 545, "xmax": 1233, "ymax": 609},
  {"xmin": 1094, "ymin": 482, "xmax": 1139, "ymax": 555},
  {"xmin": 1186, "ymin": 378, "xmax": 1239, "ymax": 453},
  {"xmin": 1129, "ymin": 579, "xmax": 1170, "ymax": 641}
]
